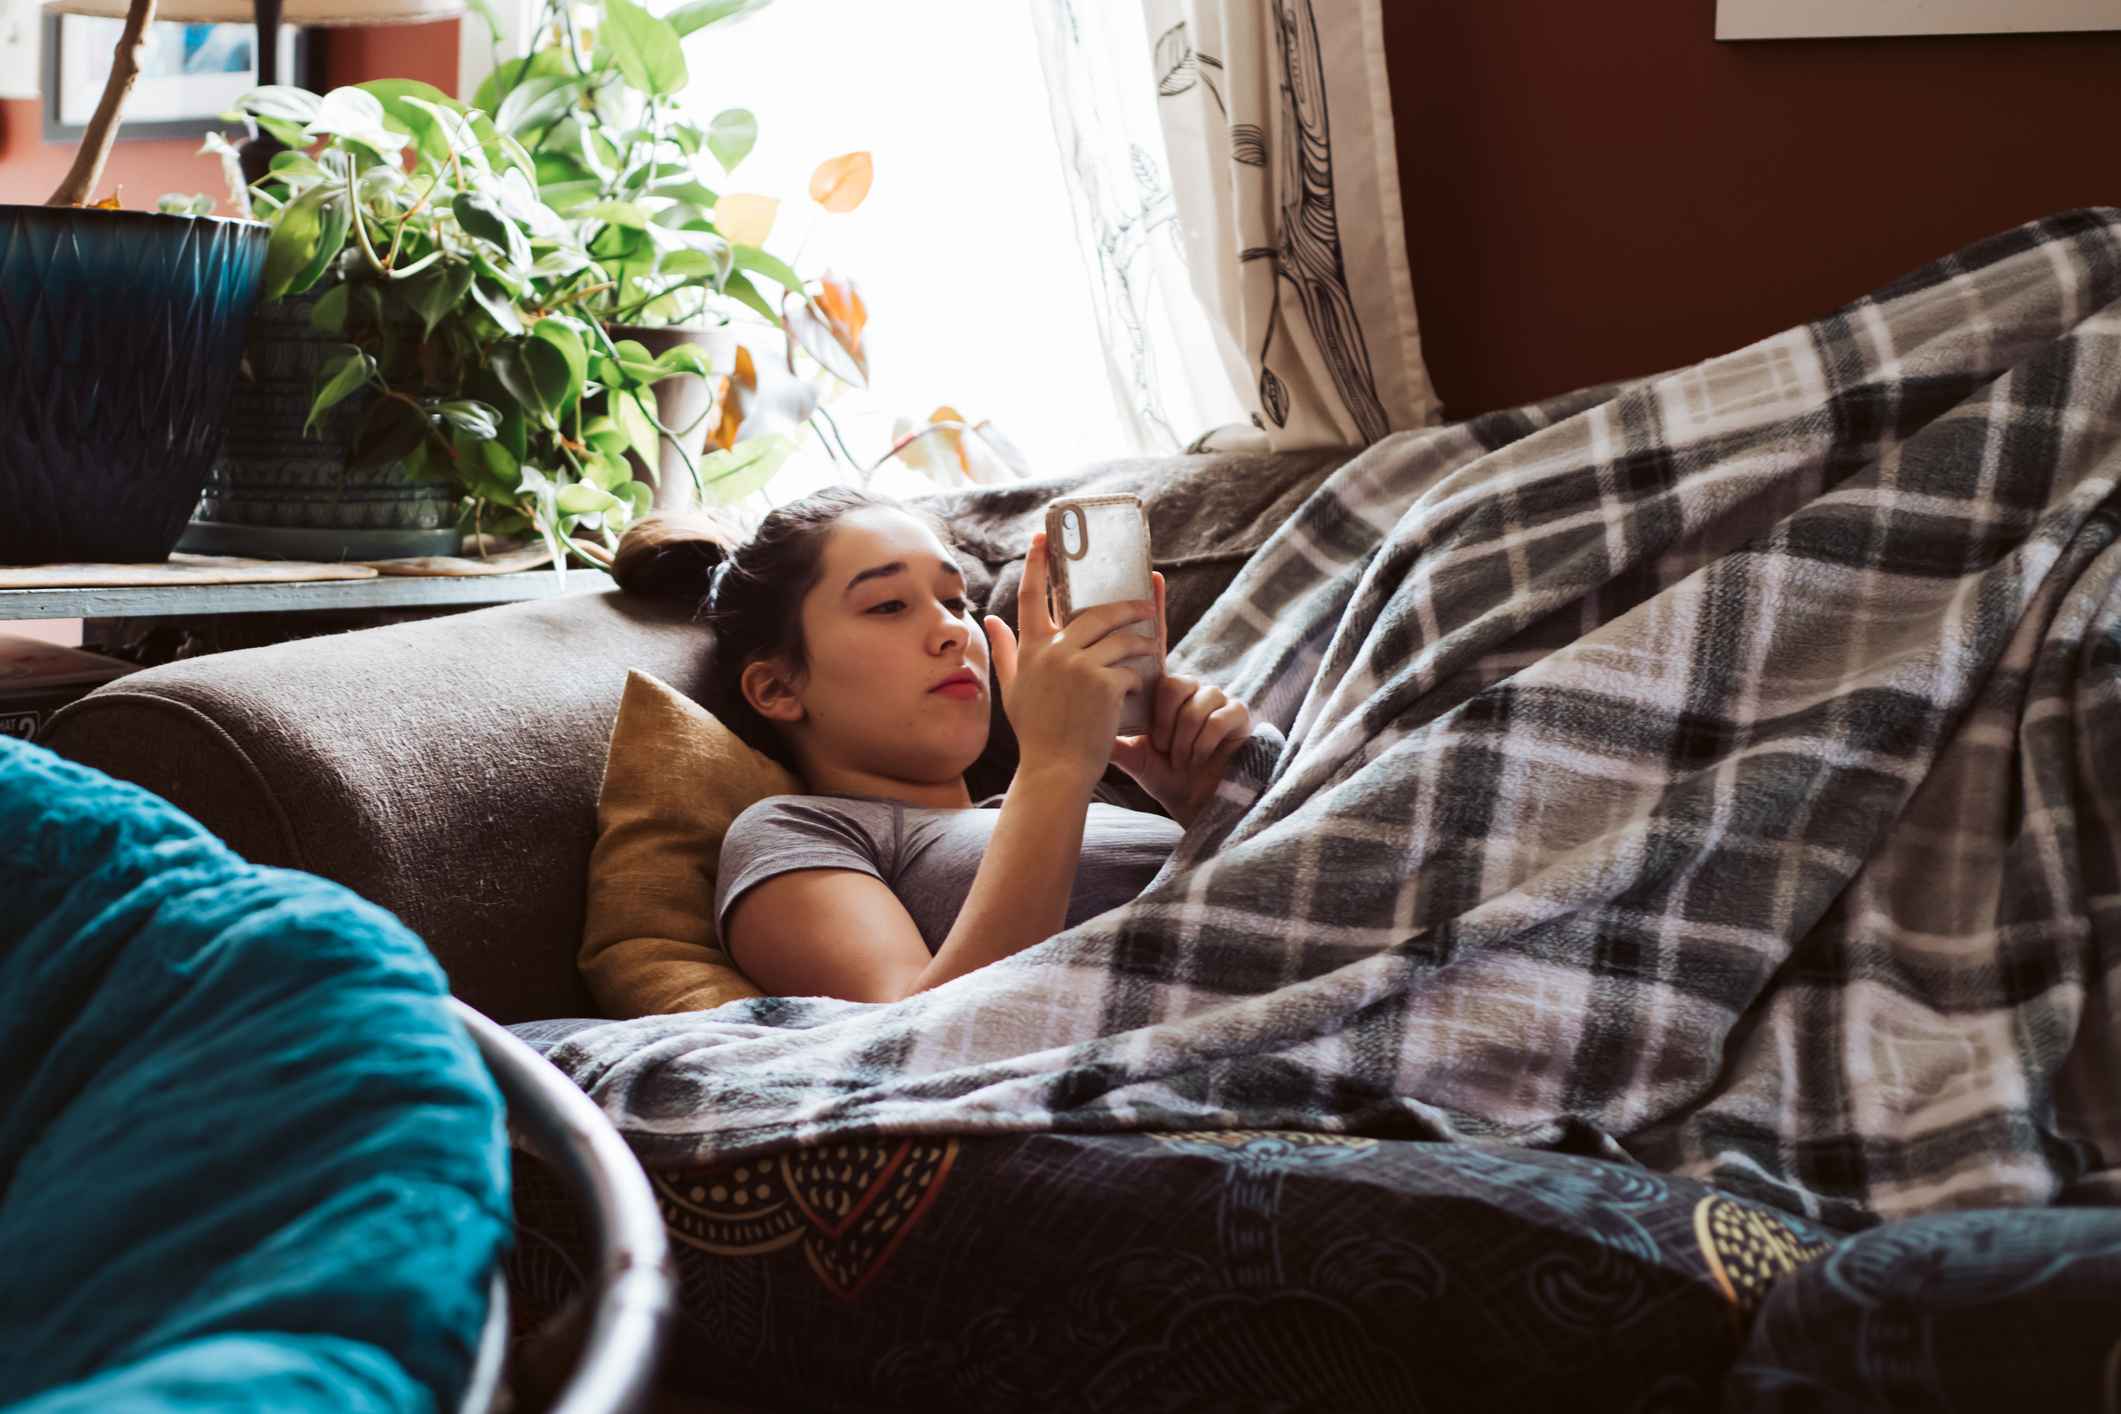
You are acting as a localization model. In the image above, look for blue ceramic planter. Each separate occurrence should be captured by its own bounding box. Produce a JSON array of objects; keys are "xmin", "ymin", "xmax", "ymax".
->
[{"xmin": 0, "ymin": 206, "xmax": 270, "ymax": 565}]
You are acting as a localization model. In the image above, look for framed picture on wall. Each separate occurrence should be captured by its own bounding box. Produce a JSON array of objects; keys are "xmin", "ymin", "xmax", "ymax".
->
[
  {"xmin": 41, "ymin": 14, "xmax": 312, "ymax": 142},
  {"xmin": 1717, "ymin": 0, "xmax": 2121, "ymax": 39}
]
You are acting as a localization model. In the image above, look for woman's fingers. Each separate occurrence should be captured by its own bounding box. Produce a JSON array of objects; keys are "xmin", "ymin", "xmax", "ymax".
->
[
  {"xmin": 1168, "ymin": 684, "xmax": 1226, "ymax": 769},
  {"xmin": 1059, "ymin": 598, "xmax": 1157, "ymax": 651},
  {"xmin": 1190, "ymin": 701, "xmax": 1250, "ymax": 771},
  {"xmin": 1151, "ymin": 673, "xmax": 1193, "ymax": 753},
  {"xmin": 1018, "ymin": 532, "xmax": 1056, "ymax": 640}
]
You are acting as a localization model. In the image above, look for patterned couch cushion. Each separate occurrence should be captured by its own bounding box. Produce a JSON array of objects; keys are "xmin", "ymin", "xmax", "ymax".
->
[{"xmin": 509, "ymin": 1128, "xmax": 1838, "ymax": 1413}]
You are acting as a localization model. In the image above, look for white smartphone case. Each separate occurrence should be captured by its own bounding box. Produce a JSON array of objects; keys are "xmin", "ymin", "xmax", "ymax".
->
[{"xmin": 1045, "ymin": 493, "xmax": 1162, "ymax": 736}]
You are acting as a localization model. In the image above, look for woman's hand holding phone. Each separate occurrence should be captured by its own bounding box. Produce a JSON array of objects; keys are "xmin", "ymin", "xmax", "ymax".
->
[
  {"xmin": 983, "ymin": 530, "xmax": 1157, "ymax": 795},
  {"xmin": 1108, "ymin": 572, "xmax": 1255, "ymax": 828}
]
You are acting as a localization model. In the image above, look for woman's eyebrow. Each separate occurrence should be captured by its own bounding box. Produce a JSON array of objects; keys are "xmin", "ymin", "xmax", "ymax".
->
[{"xmin": 843, "ymin": 559, "xmax": 966, "ymax": 597}]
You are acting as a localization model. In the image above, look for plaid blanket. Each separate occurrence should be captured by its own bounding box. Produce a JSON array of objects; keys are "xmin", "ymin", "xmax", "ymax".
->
[{"xmin": 545, "ymin": 208, "xmax": 2121, "ymax": 1230}]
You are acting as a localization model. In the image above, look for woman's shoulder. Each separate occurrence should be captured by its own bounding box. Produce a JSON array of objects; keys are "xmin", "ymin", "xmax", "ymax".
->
[{"xmin": 728, "ymin": 792, "xmax": 898, "ymax": 846}]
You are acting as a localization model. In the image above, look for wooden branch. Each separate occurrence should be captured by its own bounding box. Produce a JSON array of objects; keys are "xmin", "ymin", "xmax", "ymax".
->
[{"xmin": 45, "ymin": 0, "xmax": 162, "ymax": 208}]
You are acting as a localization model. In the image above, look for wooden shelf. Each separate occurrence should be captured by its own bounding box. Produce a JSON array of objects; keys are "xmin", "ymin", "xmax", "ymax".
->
[{"xmin": 0, "ymin": 569, "xmax": 616, "ymax": 621}]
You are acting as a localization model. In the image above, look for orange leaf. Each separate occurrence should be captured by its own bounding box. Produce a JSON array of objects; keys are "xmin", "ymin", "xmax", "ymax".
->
[
  {"xmin": 708, "ymin": 346, "xmax": 756, "ymax": 452},
  {"xmin": 714, "ymin": 193, "xmax": 779, "ymax": 247},
  {"xmin": 92, "ymin": 193, "xmax": 122, "ymax": 210},
  {"xmin": 808, "ymin": 151, "xmax": 873, "ymax": 213},
  {"xmin": 815, "ymin": 270, "xmax": 867, "ymax": 346},
  {"xmin": 784, "ymin": 271, "xmax": 869, "ymax": 389}
]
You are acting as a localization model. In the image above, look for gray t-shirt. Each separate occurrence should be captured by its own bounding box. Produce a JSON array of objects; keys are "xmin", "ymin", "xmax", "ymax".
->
[{"xmin": 715, "ymin": 789, "xmax": 1183, "ymax": 956}]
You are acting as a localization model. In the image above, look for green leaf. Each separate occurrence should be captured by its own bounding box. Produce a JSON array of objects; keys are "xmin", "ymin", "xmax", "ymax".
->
[
  {"xmin": 256, "ymin": 115, "xmax": 311, "ymax": 151},
  {"xmin": 407, "ymin": 261, "xmax": 476, "ymax": 338},
  {"xmin": 453, "ymin": 192, "xmax": 532, "ymax": 269},
  {"xmin": 349, "ymin": 397, "xmax": 432, "ymax": 469},
  {"xmin": 492, "ymin": 336, "xmax": 575, "ymax": 429},
  {"xmin": 655, "ymin": 180, "xmax": 720, "ymax": 208},
  {"xmin": 556, "ymin": 481, "xmax": 621, "ymax": 515},
  {"xmin": 730, "ymin": 243, "xmax": 803, "ymax": 295},
  {"xmin": 266, "ymin": 150, "xmax": 323, "ymax": 182},
  {"xmin": 469, "ymin": 275, "xmax": 524, "ymax": 335},
  {"xmin": 308, "ymin": 86, "xmax": 403, "ymax": 158},
  {"xmin": 358, "ymin": 78, "xmax": 459, "ymax": 160},
  {"xmin": 613, "ymin": 480, "xmax": 653, "ymax": 520},
  {"xmin": 698, "ymin": 434, "xmax": 795, "ymax": 505},
  {"xmin": 582, "ymin": 415, "xmax": 630, "ymax": 466},
  {"xmin": 603, "ymin": 0, "xmax": 689, "ymax": 97},
  {"xmin": 472, "ymin": 48, "xmax": 570, "ymax": 117},
  {"xmin": 495, "ymin": 73, "xmax": 580, "ymax": 136},
  {"xmin": 580, "ymin": 200, "xmax": 651, "ymax": 230},
  {"xmin": 721, "ymin": 269, "xmax": 776, "ymax": 323},
  {"xmin": 539, "ymin": 178, "xmax": 605, "ymax": 215},
  {"xmin": 286, "ymin": 195, "xmax": 349, "ymax": 296},
  {"xmin": 614, "ymin": 386, "xmax": 660, "ymax": 464},
  {"xmin": 308, "ymin": 282, "xmax": 351, "ymax": 334},
  {"xmin": 532, "ymin": 318, "xmax": 589, "ymax": 413},
  {"xmin": 433, "ymin": 399, "xmax": 502, "ymax": 439},
  {"xmin": 593, "ymin": 338, "xmax": 663, "ymax": 388},
  {"xmin": 476, "ymin": 439, "xmax": 520, "ymax": 498},
  {"xmin": 305, "ymin": 345, "xmax": 374, "ymax": 436},
  {"xmin": 706, "ymin": 109, "xmax": 756, "ymax": 172},
  {"xmin": 666, "ymin": 0, "xmax": 772, "ymax": 38},
  {"xmin": 236, "ymin": 85, "xmax": 322, "ymax": 123},
  {"xmin": 261, "ymin": 186, "xmax": 329, "ymax": 301},
  {"xmin": 653, "ymin": 342, "xmax": 713, "ymax": 377}
]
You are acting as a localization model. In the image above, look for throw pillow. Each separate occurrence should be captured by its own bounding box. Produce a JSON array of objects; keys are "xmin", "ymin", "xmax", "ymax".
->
[{"xmin": 579, "ymin": 669, "xmax": 800, "ymax": 1017}]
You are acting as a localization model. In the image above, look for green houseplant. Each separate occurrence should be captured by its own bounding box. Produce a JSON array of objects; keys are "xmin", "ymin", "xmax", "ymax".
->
[{"xmin": 217, "ymin": 78, "xmax": 727, "ymax": 570}]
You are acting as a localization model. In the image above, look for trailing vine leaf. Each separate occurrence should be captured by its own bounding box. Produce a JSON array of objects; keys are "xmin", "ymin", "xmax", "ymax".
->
[
  {"xmin": 712, "ymin": 193, "xmax": 778, "ymax": 246},
  {"xmin": 808, "ymin": 151, "xmax": 873, "ymax": 212},
  {"xmin": 305, "ymin": 346, "xmax": 375, "ymax": 436},
  {"xmin": 261, "ymin": 187, "xmax": 330, "ymax": 301},
  {"xmin": 286, "ymin": 195, "xmax": 349, "ymax": 296},
  {"xmin": 531, "ymin": 318, "xmax": 589, "ymax": 413},
  {"xmin": 730, "ymin": 243, "xmax": 802, "ymax": 295},
  {"xmin": 697, "ymin": 434, "xmax": 796, "ymax": 505},
  {"xmin": 666, "ymin": 0, "xmax": 772, "ymax": 37},
  {"xmin": 706, "ymin": 109, "xmax": 756, "ymax": 172},
  {"xmin": 308, "ymin": 86, "xmax": 404, "ymax": 159},
  {"xmin": 614, "ymin": 386, "xmax": 660, "ymax": 465},
  {"xmin": 784, "ymin": 271, "xmax": 868, "ymax": 388},
  {"xmin": 603, "ymin": 0, "xmax": 689, "ymax": 97}
]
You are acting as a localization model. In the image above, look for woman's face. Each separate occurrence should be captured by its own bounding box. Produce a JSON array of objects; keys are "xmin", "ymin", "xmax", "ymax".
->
[{"xmin": 774, "ymin": 507, "xmax": 992, "ymax": 785}]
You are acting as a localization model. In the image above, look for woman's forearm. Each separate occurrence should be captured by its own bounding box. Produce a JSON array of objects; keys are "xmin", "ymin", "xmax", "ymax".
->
[{"xmin": 900, "ymin": 765, "xmax": 1091, "ymax": 998}]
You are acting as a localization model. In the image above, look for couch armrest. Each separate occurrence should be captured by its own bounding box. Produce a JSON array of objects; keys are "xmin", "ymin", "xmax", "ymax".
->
[{"xmin": 42, "ymin": 588, "xmax": 710, "ymax": 1023}]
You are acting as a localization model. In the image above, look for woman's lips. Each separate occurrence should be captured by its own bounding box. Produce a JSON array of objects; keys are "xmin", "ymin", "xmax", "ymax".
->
[{"xmin": 931, "ymin": 681, "xmax": 980, "ymax": 700}]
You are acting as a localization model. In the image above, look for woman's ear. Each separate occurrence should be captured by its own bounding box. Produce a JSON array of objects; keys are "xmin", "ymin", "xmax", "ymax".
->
[{"xmin": 741, "ymin": 658, "xmax": 806, "ymax": 724}]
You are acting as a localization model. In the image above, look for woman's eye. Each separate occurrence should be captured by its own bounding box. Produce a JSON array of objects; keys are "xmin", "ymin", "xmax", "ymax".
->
[
  {"xmin": 945, "ymin": 598, "xmax": 969, "ymax": 615},
  {"xmin": 867, "ymin": 600, "xmax": 904, "ymax": 614}
]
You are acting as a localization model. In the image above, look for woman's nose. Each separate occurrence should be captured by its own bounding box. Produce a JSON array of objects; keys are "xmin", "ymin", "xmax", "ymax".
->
[{"xmin": 926, "ymin": 603, "xmax": 965, "ymax": 652}]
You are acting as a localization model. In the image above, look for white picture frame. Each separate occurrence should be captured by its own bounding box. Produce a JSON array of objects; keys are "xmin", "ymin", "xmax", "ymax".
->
[
  {"xmin": 1717, "ymin": 0, "xmax": 2121, "ymax": 40},
  {"xmin": 42, "ymin": 13, "xmax": 307, "ymax": 141}
]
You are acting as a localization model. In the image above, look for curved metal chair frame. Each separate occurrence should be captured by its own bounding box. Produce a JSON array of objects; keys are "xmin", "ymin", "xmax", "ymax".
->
[{"xmin": 451, "ymin": 1000, "xmax": 675, "ymax": 1414}]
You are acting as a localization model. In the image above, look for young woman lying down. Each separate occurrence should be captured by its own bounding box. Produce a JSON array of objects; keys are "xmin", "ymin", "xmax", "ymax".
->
[{"xmin": 614, "ymin": 489, "xmax": 1253, "ymax": 1004}]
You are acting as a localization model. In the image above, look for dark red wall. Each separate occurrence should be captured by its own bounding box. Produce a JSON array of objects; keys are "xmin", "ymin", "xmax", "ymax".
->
[
  {"xmin": 0, "ymin": 19, "xmax": 457, "ymax": 210},
  {"xmin": 1383, "ymin": 4, "xmax": 2121, "ymax": 417}
]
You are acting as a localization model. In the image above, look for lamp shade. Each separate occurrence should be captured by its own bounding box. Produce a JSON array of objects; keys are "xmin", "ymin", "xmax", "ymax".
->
[{"xmin": 41, "ymin": 0, "xmax": 462, "ymax": 25}]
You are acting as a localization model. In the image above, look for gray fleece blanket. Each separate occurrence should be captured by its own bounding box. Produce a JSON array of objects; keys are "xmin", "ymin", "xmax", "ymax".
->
[{"xmin": 543, "ymin": 208, "xmax": 2121, "ymax": 1230}]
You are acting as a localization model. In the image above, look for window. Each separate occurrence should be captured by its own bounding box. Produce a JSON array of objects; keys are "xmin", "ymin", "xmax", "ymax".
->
[{"xmin": 677, "ymin": 0, "xmax": 1133, "ymax": 504}]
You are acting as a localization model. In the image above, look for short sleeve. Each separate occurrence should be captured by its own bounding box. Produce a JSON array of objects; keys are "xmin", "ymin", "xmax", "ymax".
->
[{"xmin": 714, "ymin": 796, "xmax": 889, "ymax": 941}]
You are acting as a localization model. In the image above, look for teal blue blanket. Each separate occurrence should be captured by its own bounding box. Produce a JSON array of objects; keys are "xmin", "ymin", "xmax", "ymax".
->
[{"xmin": 0, "ymin": 737, "xmax": 510, "ymax": 1412}]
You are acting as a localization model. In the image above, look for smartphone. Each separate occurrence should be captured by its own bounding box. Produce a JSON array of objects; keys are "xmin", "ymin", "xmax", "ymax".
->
[{"xmin": 1044, "ymin": 493, "xmax": 1163, "ymax": 736}]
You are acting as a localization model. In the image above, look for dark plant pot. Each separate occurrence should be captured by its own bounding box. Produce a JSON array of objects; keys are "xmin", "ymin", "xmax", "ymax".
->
[
  {"xmin": 0, "ymin": 206, "xmax": 269, "ymax": 566},
  {"xmin": 611, "ymin": 323, "xmax": 729, "ymax": 513},
  {"xmin": 181, "ymin": 291, "xmax": 463, "ymax": 562}
]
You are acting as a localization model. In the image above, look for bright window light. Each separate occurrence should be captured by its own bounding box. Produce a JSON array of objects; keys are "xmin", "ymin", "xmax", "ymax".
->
[{"xmin": 679, "ymin": 0, "xmax": 1134, "ymax": 506}]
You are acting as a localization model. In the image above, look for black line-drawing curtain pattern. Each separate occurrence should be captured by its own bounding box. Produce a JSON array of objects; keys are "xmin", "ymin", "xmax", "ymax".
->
[{"xmin": 1030, "ymin": 0, "xmax": 1438, "ymax": 454}]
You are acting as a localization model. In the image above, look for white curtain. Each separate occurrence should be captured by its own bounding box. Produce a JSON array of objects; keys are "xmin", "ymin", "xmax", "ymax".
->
[{"xmin": 1029, "ymin": 0, "xmax": 1439, "ymax": 454}]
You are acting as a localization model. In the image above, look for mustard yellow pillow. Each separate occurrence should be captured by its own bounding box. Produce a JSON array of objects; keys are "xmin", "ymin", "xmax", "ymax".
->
[{"xmin": 579, "ymin": 669, "xmax": 801, "ymax": 1017}]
